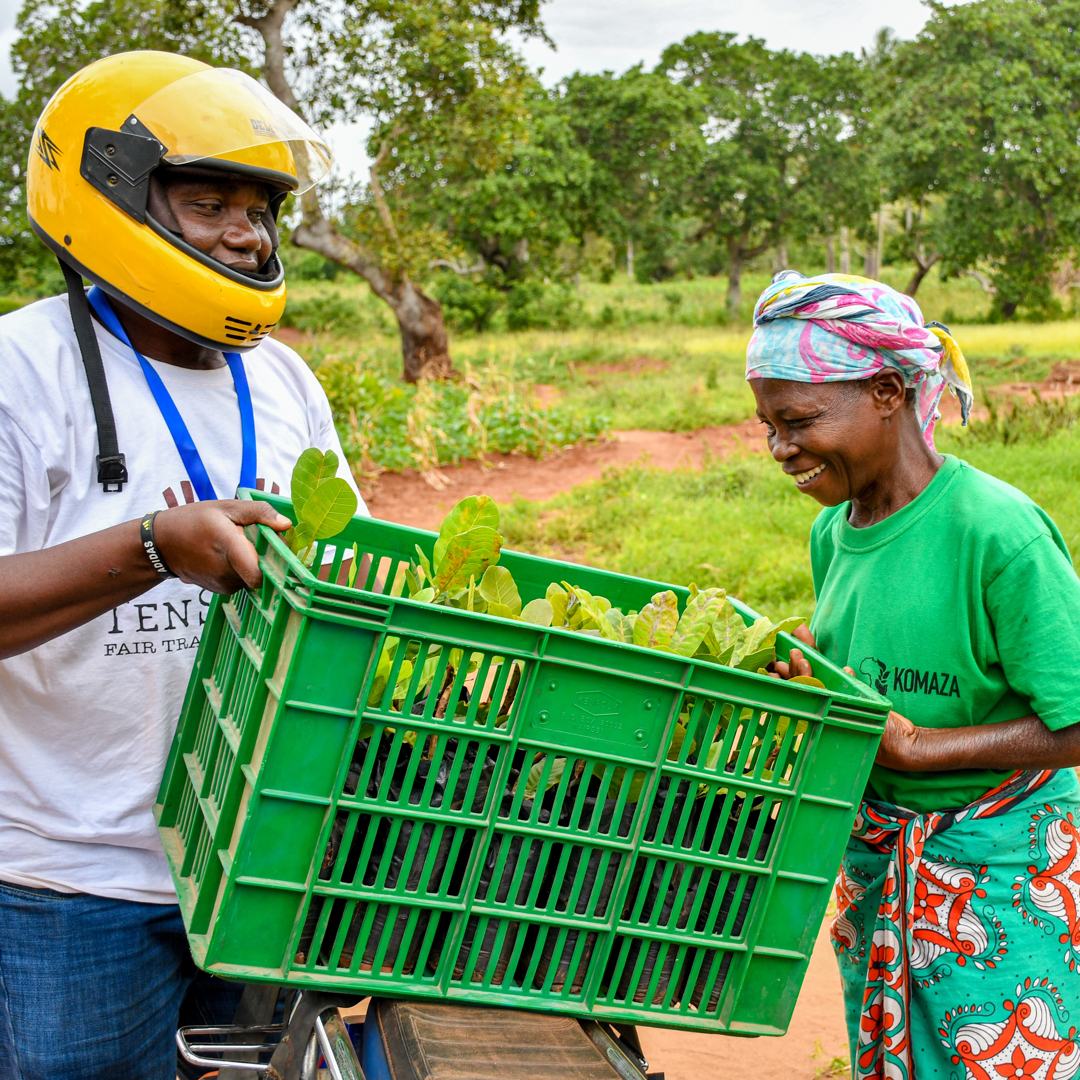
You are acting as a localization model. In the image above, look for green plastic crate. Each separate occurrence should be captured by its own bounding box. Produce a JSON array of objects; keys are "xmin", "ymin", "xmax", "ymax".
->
[{"xmin": 155, "ymin": 489, "xmax": 889, "ymax": 1036}]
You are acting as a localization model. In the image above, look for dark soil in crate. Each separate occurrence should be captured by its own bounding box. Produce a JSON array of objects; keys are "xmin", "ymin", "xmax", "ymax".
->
[
  {"xmin": 299, "ymin": 741, "xmax": 777, "ymax": 1007},
  {"xmin": 450, "ymin": 777, "xmax": 550, "ymax": 984},
  {"xmin": 607, "ymin": 785, "xmax": 777, "ymax": 1007},
  {"xmin": 298, "ymin": 734, "xmax": 489, "ymax": 974},
  {"xmin": 528, "ymin": 782, "xmax": 637, "ymax": 994}
]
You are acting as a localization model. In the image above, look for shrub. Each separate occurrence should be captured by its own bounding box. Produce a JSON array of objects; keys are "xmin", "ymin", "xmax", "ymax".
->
[
  {"xmin": 281, "ymin": 291, "xmax": 376, "ymax": 336},
  {"xmin": 430, "ymin": 275, "xmax": 503, "ymax": 333},
  {"xmin": 964, "ymin": 390, "xmax": 1079, "ymax": 446},
  {"xmin": 316, "ymin": 359, "xmax": 608, "ymax": 485},
  {"xmin": 505, "ymin": 280, "xmax": 583, "ymax": 331},
  {"xmin": 286, "ymin": 249, "xmax": 343, "ymax": 282}
]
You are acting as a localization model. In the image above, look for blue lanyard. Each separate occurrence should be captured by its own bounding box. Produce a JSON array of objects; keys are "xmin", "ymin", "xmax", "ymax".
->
[{"xmin": 86, "ymin": 287, "xmax": 256, "ymax": 501}]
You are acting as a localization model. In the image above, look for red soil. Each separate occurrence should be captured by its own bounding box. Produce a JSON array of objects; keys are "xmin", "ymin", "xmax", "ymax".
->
[{"xmin": 360, "ymin": 424, "xmax": 763, "ymax": 529}]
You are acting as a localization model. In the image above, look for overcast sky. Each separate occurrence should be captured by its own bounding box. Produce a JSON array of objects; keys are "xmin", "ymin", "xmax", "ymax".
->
[{"xmin": 0, "ymin": 0, "xmax": 936, "ymax": 178}]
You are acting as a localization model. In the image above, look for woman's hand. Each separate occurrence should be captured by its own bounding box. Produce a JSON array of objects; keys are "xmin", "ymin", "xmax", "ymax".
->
[
  {"xmin": 874, "ymin": 710, "xmax": 924, "ymax": 771},
  {"xmin": 769, "ymin": 623, "xmax": 817, "ymax": 680}
]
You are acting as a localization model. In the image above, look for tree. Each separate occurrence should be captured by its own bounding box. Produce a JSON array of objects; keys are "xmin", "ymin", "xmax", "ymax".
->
[
  {"xmin": 6, "ymin": 0, "xmax": 545, "ymax": 379},
  {"xmin": 660, "ymin": 33, "xmax": 877, "ymax": 315},
  {"xmin": 559, "ymin": 66, "xmax": 705, "ymax": 281},
  {"xmin": 383, "ymin": 79, "xmax": 594, "ymax": 286},
  {"xmin": 876, "ymin": 0, "xmax": 1080, "ymax": 316}
]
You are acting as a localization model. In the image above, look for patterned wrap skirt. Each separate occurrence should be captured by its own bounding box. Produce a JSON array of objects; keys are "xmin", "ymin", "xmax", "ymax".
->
[{"xmin": 833, "ymin": 768, "xmax": 1080, "ymax": 1080}]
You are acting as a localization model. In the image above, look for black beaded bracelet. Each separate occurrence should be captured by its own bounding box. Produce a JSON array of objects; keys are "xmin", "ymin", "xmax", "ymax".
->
[{"xmin": 139, "ymin": 510, "xmax": 176, "ymax": 578}]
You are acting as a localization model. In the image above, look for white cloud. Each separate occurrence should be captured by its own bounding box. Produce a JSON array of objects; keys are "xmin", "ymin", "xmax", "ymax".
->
[{"xmin": 518, "ymin": 0, "xmax": 931, "ymax": 84}]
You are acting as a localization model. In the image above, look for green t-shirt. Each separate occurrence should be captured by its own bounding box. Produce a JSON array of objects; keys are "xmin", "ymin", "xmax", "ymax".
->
[{"xmin": 809, "ymin": 455, "xmax": 1080, "ymax": 813}]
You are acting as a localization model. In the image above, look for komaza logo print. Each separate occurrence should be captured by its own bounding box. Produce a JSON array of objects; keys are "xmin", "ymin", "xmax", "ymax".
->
[
  {"xmin": 860, "ymin": 656, "xmax": 890, "ymax": 696},
  {"xmin": 858, "ymin": 656, "xmax": 961, "ymax": 699}
]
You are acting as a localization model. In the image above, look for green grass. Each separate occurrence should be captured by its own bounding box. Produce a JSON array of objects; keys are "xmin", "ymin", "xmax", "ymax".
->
[
  {"xmin": 287, "ymin": 271, "xmax": 1078, "ymax": 433},
  {"xmin": 499, "ymin": 425, "xmax": 1080, "ymax": 620}
]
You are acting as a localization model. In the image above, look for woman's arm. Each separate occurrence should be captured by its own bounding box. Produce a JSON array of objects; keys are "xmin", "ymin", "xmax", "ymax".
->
[
  {"xmin": 877, "ymin": 710, "xmax": 1080, "ymax": 772},
  {"xmin": 773, "ymin": 629, "xmax": 1080, "ymax": 773},
  {"xmin": 0, "ymin": 499, "xmax": 290, "ymax": 660}
]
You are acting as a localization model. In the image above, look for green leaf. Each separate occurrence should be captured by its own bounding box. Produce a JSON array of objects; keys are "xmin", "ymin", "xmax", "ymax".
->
[
  {"xmin": 298, "ymin": 478, "xmax": 358, "ymax": 541},
  {"xmin": 603, "ymin": 607, "xmax": 635, "ymax": 642},
  {"xmin": 632, "ymin": 590, "xmax": 679, "ymax": 651},
  {"xmin": 291, "ymin": 448, "xmax": 339, "ymax": 517},
  {"xmin": 433, "ymin": 526, "xmax": 502, "ymax": 595},
  {"xmin": 671, "ymin": 586, "xmax": 726, "ymax": 657},
  {"xmin": 698, "ymin": 602, "xmax": 749, "ymax": 665},
  {"xmin": 411, "ymin": 587, "xmax": 436, "ymax": 604},
  {"xmin": 525, "ymin": 756, "xmax": 567, "ymax": 800},
  {"xmin": 732, "ymin": 616, "xmax": 805, "ymax": 672},
  {"xmin": 414, "ymin": 545, "xmax": 433, "ymax": 583},
  {"xmin": 367, "ymin": 640, "xmax": 397, "ymax": 706},
  {"xmin": 433, "ymin": 495, "xmax": 500, "ymax": 570},
  {"xmin": 546, "ymin": 583, "xmax": 569, "ymax": 626},
  {"xmin": 347, "ymin": 542, "xmax": 361, "ymax": 588},
  {"xmin": 486, "ymin": 601, "xmax": 517, "ymax": 620},
  {"xmin": 392, "ymin": 659, "xmax": 415, "ymax": 701},
  {"xmin": 478, "ymin": 565, "xmax": 522, "ymax": 616},
  {"xmin": 521, "ymin": 598, "xmax": 554, "ymax": 626},
  {"xmin": 563, "ymin": 583, "xmax": 611, "ymax": 631},
  {"xmin": 285, "ymin": 521, "xmax": 316, "ymax": 556}
]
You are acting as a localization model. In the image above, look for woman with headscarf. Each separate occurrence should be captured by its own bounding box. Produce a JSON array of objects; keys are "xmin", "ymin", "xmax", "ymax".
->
[{"xmin": 747, "ymin": 271, "xmax": 1080, "ymax": 1080}]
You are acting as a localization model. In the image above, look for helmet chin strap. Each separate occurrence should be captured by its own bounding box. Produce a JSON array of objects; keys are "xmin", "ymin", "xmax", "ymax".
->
[{"xmin": 59, "ymin": 259, "xmax": 128, "ymax": 493}]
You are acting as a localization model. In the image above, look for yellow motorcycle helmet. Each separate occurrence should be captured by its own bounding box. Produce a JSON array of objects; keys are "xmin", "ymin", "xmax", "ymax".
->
[{"xmin": 27, "ymin": 50, "xmax": 332, "ymax": 351}]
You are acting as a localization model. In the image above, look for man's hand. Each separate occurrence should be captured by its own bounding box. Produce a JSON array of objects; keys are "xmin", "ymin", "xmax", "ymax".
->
[{"xmin": 154, "ymin": 499, "xmax": 292, "ymax": 593}]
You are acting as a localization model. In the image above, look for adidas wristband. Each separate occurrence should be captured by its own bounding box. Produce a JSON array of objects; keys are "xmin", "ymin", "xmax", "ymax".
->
[{"xmin": 139, "ymin": 510, "xmax": 176, "ymax": 578}]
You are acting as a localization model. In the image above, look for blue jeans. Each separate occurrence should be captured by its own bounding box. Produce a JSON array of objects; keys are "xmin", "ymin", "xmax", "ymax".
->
[{"xmin": 0, "ymin": 880, "xmax": 244, "ymax": 1080}]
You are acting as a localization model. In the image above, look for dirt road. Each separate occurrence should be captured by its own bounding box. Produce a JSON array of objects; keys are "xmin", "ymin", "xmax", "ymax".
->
[{"xmin": 638, "ymin": 921, "xmax": 848, "ymax": 1079}]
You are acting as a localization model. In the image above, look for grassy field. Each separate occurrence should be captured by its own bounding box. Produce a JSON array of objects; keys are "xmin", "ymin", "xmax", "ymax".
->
[{"xmin": 289, "ymin": 268, "xmax": 1079, "ymax": 437}]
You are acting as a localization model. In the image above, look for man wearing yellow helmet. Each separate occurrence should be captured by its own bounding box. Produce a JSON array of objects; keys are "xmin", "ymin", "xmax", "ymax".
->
[{"xmin": 0, "ymin": 52, "xmax": 362, "ymax": 1079}]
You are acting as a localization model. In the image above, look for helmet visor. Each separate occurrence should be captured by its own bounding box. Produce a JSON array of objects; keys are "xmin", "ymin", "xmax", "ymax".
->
[{"xmin": 133, "ymin": 68, "xmax": 332, "ymax": 192}]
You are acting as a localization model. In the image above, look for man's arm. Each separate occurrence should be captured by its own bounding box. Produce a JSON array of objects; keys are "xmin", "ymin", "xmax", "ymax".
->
[{"xmin": 0, "ymin": 499, "xmax": 291, "ymax": 660}]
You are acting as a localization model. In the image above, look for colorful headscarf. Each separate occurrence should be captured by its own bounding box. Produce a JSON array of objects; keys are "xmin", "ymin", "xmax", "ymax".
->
[{"xmin": 745, "ymin": 271, "xmax": 974, "ymax": 449}]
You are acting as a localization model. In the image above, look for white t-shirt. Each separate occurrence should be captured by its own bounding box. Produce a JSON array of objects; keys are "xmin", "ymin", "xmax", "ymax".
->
[{"xmin": 0, "ymin": 294, "xmax": 365, "ymax": 903}]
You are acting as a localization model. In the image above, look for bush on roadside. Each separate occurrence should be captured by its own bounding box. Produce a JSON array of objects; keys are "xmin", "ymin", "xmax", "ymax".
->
[
  {"xmin": 505, "ymin": 279, "xmax": 583, "ymax": 330},
  {"xmin": 281, "ymin": 290, "xmax": 390, "ymax": 336},
  {"xmin": 429, "ymin": 274, "xmax": 504, "ymax": 333},
  {"xmin": 316, "ymin": 358, "xmax": 608, "ymax": 485}
]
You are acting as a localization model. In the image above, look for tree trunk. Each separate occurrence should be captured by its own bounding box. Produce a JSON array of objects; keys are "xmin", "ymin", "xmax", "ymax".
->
[
  {"xmin": 839, "ymin": 227, "xmax": 851, "ymax": 274},
  {"xmin": 626, "ymin": 236, "xmax": 635, "ymax": 280},
  {"xmin": 904, "ymin": 253, "xmax": 940, "ymax": 297},
  {"xmin": 293, "ymin": 219, "xmax": 454, "ymax": 382},
  {"xmin": 393, "ymin": 280, "xmax": 454, "ymax": 382},
  {"xmin": 247, "ymin": 0, "xmax": 456, "ymax": 382},
  {"xmin": 726, "ymin": 254, "xmax": 743, "ymax": 318},
  {"xmin": 824, "ymin": 236, "xmax": 835, "ymax": 274},
  {"xmin": 774, "ymin": 241, "xmax": 788, "ymax": 273}
]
